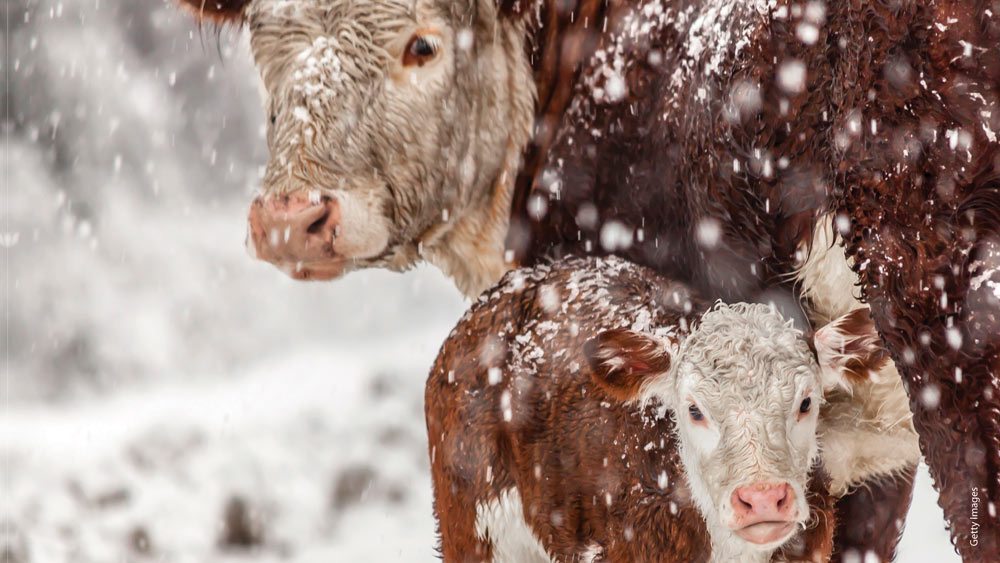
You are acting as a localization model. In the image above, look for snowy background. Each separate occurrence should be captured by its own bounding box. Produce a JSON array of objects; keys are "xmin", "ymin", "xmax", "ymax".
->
[{"xmin": 2, "ymin": 0, "xmax": 959, "ymax": 561}]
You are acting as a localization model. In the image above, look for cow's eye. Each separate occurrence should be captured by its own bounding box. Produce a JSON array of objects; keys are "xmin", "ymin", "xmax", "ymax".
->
[
  {"xmin": 270, "ymin": 114, "xmax": 276, "ymax": 125},
  {"xmin": 404, "ymin": 34, "xmax": 441, "ymax": 67},
  {"xmin": 799, "ymin": 397, "xmax": 812, "ymax": 414},
  {"xmin": 688, "ymin": 404, "xmax": 705, "ymax": 422}
]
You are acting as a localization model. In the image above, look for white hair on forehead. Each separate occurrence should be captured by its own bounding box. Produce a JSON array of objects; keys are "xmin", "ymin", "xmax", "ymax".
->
[
  {"xmin": 697, "ymin": 301, "xmax": 799, "ymax": 339},
  {"xmin": 250, "ymin": 0, "xmax": 414, "ymax": 73},
  {"xmin": 636, "ymin": 302, "xmax": 818, "ymax": 409},
  {"xmin": 680, "ymin": 302, "xmax": 810, "ymax": 370}
]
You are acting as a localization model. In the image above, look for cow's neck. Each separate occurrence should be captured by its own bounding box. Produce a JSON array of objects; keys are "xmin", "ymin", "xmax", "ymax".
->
[
  {"xmin": 514, "ymin": 0, "xmax": 620, "ymax": 160},
  {"xmin": 427, "ymin": 2, "xmax": 628, "ymax": 298},
  {"xmin": 419, "ymin": 140, "xmax": 522, "ymax": 297}
]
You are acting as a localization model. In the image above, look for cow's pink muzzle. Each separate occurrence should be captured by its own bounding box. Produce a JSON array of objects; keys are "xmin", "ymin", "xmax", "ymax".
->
[{"xmin": 246, "ymin": 192, "xmax": 345, "ymax": 281}]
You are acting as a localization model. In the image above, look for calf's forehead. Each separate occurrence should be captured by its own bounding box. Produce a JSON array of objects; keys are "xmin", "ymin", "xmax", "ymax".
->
[
  {"xmin": 676, "ymin": 308, "xmax": 818, "ymax": 407},
  {"xmin": 680, "ymin": 358, "xmax": 814, "ymax": 411}
]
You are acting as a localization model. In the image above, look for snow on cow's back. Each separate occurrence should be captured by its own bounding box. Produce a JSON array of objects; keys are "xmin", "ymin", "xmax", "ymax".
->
[{"xmin": 577, "ymin": 0, "xmax": 771, "ymax": 117}]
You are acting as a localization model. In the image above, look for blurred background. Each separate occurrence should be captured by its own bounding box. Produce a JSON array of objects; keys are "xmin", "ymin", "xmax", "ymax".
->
[{"xmin": 1, "ymin": 0, "xmax": 960, "ymax": 561}]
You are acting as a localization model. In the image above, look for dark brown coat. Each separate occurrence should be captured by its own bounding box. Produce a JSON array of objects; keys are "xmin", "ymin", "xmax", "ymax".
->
[{"xmin": 502, "ymin": 2, "xmax": 1000, "ymax": 558}]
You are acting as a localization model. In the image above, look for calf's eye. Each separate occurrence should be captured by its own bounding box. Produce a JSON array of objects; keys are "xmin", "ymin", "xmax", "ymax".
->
[
  {"xmin": 688, "ymin": 404, "xmax": 704, "ymax": 422},
  {"xmin": 799, "ymin": 397, "xmax": 812, "ymax": 414},
  {"xmin": 404, "ymin": 34, "xmax": 441, "ymax": 67}
]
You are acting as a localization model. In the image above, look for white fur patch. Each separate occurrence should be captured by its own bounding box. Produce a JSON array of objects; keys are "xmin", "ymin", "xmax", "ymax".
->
[
  {"xmin": 579, "ymin": 543, "xmax": 603, "ymax": 562},
  {"xmin": 794, "ymin": 216, "xmax": 860, "ymax": 323},
  {"xmin": 475, "ymin": 488, "xmax": 552, "ymax": 563},
  {"xmin": 329, "ymin": 189, "xmax": 391, "ymax": 259},
  {"xmin": 797, "ymin": 214, "xmax": 921, "ymax": 494}
]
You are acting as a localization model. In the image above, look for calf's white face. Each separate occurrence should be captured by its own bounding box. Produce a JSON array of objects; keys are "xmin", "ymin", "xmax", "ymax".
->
[
  {"xmin": 666, "ymin": 305, "xmax": 819, "ymax": 548},
  {"xmin": 586, "ymin": 304, "xmax": 882, "ymax": 554}
]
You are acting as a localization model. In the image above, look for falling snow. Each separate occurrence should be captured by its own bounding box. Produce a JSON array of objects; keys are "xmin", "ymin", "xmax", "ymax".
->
[
  {"xmin": 4, "ymin": 0, "xmax": 971, "ymax": 561},
  {"xmin": 777, "ymin": 59, "xmax": 807, "ymax": 94}
]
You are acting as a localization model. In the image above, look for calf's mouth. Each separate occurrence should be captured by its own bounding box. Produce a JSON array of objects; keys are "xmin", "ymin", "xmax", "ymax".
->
[{"xmin": 734, "ymin": 520, "xmax": 798, "ymax": 546}]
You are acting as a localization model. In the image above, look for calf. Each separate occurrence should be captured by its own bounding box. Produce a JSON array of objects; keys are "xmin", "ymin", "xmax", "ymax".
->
[{"xmin": 426, "ymin": 256, "xmax": 884, "ymax": 562}]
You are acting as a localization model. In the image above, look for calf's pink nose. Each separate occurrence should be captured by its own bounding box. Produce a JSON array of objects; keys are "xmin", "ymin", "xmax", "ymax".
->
[
  {"xmin": 731, "ymin": 482, "xmax": 795, "ymax": 521},
  {"xmin": 246, "ymin": 192, "xmax": 343, "ymax": 280}
]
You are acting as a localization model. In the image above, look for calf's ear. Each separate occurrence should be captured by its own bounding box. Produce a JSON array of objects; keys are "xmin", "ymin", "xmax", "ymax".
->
[
  {"xmin": 176, "ymin": 0, "xmax": 251, "ymax": 23},
  {"xmin": 813, "ymin": 308, "xmax": 889, "ymax": 391},
  {"xmin": 584, "ymin": 329, "xmax": 672, "ymax": 402}
]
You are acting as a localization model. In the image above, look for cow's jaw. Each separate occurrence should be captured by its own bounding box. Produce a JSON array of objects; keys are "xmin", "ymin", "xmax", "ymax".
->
[
  {"xmin": 418, "ymin": 139, "xmax": 521, "ymax": 297},
  {"xmin": 418, "ymin": 20, "xmax": 535, "ymax": 297}
]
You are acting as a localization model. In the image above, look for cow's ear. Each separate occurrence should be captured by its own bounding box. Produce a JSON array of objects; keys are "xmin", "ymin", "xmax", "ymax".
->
[
  {"xmin": 584, "ymin": 330, "xmax": 672, "ymax": 402},
  {"xmin": 813, "ymin": 308, "xmax": 889, "ymax": 391},
  {"xmin": 176, "ymin": 0, "xmax": 250, "ymax": 23}
]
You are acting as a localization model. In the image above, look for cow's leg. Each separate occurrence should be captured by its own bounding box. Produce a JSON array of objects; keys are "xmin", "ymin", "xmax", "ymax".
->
[
  {"xmin": 427, "ymin": 395, "xmax": 496, "ymax": 562},
  {"xmin": 427, "ymin": 363, "xmax": 544, "ymax": 562},
  {"xmin": 827, "ymin": 0, "xmax": 1000, "ymax": 554},
  {"xmin": 840, "ymin": 178, "xmax": 1000, "ymax": 558},
  {"xmin": 830, "ymin": 467, "xmax": 917, "ymax": 562}
]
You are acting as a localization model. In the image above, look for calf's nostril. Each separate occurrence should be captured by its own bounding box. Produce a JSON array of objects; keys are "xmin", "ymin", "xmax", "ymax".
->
[{"xmin": 733, "ymin": 483, "xmax": 795, "ymax": 517}]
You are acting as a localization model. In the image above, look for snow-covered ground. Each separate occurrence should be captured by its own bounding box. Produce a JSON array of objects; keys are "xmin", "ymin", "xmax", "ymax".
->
[
  {"xmin": 0, "ymin": 317, "xmax": 962, "ymax": 562},
  {"xmin": 2, "ymin": 299, "xmax": 459, "ymax": 563},
  {"xmin": 3, "ymin": 0, "xmax": 960, "ymax": 561}
]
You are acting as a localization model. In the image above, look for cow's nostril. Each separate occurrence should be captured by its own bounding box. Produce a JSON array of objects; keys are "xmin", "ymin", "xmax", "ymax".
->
[{"xmin": 306, "ymin": 209, "xmax": 331, "ymax": 235}]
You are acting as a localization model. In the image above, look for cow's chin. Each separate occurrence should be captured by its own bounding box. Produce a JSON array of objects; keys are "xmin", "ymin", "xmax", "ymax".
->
[
  {"xmin": 732, "ymin": 521, "xmax": 798, "ymax": 547},
  {"xmin": 280, "ymin": 237, "xmax": 401, "ymax": 282},
  {"xmin": 283, "ymin": 259, "xmax": 350, "ymax": 282}
]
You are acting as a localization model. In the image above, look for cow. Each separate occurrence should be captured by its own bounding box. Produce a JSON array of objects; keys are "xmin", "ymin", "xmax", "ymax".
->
[
  {"xmin": 175, "ymin": 0, "xmax": 1000, "ymax": 557},
  {"xmin": 426, "ymin": 256, "xmax": 893, "ymax": 562}
]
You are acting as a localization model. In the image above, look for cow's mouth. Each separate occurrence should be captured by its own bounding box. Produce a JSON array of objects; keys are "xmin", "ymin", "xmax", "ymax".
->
[
  {"xmin": 246, "ymin": 189, "xmax": 396, "ymax": 282},
  {"xmin": 733, "ymin": 521, "xmax": 797, "ymax": 545}
]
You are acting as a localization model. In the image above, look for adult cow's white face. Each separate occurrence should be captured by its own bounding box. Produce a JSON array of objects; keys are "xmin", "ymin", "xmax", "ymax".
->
[{"xmin": 181, "ymin": 0, "xmax": 533, "ymax": 292}]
